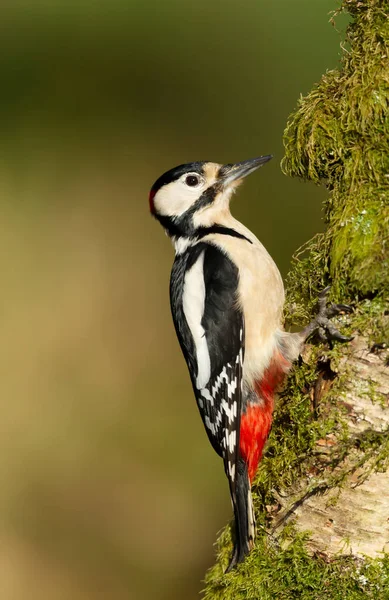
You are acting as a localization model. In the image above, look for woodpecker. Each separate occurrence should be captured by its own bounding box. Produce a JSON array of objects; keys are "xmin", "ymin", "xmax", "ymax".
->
[{"xmin": 149, "ymin": 157, "xmax": 351, "ymax": 571}]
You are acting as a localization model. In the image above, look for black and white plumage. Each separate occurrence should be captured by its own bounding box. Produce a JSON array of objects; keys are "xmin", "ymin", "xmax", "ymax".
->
[
  {"xmin": 150, "ymin": 157, "xmax": 286, "ymax": 570},
  {"xmin": 170, "ymin": 242, "xmax": 243, "ymax": 484},
  {"xmin": 149, "ymin": 157, "xmax": 350, "ymax": 571},
  {"xmin": 149, "ymin": 157, "xmax": 288, "ymax": 571}
]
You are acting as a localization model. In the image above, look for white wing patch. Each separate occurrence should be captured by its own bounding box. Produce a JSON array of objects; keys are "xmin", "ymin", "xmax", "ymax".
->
[{"xmin": 182, "ymin": 250, "xmax": 211, "ymax": 389}]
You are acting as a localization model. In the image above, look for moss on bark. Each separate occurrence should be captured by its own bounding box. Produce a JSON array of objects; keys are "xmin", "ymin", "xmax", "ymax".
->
[
  {"xmin": 283, "ymin": 0, "xmax": 389, "ymax": 305},
  {"xmin": 203, "ymin": 1, "xmax": 389, "ymax": 597}
]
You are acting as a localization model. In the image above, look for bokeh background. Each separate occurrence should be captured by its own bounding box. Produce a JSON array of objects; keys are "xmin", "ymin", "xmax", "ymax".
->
[{"xmin": 0, "ymin": 1, "xmax": 347, "ymax": 598}]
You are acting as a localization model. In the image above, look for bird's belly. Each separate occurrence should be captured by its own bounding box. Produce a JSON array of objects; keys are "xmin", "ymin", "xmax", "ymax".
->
[{"xmin": 237, "ymin": 248, "xmax": 285, "ymax": 386}]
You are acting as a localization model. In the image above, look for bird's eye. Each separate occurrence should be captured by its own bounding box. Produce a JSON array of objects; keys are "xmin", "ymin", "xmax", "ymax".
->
[{"xmin": 185, "ymin": 174, "xmax": 200, "ymax": 187}]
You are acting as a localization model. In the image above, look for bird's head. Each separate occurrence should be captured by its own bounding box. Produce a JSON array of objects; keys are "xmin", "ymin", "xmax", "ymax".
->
[{"xmin": 149, "ymin": 156, "xmax": 272, "ymax": 238}]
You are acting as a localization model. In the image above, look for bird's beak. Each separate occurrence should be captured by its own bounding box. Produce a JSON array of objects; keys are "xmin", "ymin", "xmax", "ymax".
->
[{"xmin": 219, "ymin": 155, "xmax": 273, "ymax": 187}]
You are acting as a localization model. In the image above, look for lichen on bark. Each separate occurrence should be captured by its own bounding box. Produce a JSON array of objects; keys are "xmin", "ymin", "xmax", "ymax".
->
[{"xmin": 203, "ymin": 1, "xmax": 389, "ymax": 598}]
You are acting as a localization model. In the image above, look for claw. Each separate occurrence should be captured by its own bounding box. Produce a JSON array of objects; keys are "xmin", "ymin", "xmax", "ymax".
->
[
  {"xmin": 319, "ymin": 286, "xmax": 331, "ymax": 298},
  {"xmin": 326, "ymin": 303, "xmax": 353, "ymax": 318},
  {"xmin": 301, "ymin": 287, "xmax": 353, "ymax": 345},
  {"xmin": 320, "ymin": 319, "xmax": 353, "ymax": 343},
  {"xmin": 334, "ymin": 303, "xmax": 353, "ymax": 313},
  {"xmin": 333, "ymin": 333, "xmax": 354, "ymax": 343}
]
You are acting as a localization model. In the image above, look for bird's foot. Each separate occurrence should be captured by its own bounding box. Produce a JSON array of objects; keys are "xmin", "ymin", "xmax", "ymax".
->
[{"xmin": 301, "ymin": 286, "xmax": 353, "ymax": 344}]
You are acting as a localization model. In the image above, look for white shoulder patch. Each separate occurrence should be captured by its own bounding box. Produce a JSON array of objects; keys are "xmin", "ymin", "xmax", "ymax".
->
[{"xmin": 182, "ymin": 250, "xmax": 211, "ymax": 389}]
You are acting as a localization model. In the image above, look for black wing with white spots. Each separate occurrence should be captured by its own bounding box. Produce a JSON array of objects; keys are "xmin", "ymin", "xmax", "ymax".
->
[{"xmin": 170, "ymin": 242, "xmax": 244, "ymax": 492}]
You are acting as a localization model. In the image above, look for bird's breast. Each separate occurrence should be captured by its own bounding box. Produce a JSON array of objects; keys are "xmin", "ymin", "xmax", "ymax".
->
[{"xmin": 205, "ymin": 231, "xmax": 285, "ymax": 386}]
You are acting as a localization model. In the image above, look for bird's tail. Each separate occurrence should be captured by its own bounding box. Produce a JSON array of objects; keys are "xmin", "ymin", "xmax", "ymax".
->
[{"xmin": 226, "ymin": 458, "xmax": 256, "ymax": 572}]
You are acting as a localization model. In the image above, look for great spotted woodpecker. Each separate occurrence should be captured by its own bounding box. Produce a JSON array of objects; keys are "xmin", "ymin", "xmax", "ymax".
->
[{"xmin": 149, "ymin": 157, "xmax": 351, "ymax": 571}]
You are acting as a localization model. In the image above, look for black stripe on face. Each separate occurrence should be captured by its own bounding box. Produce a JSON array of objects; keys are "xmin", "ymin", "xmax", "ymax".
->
[
  {"xmin": 196, "ymin": 225, "xmax": 253, "ymax": 244},
  {"xmin": 155, "ymin": 183, "xmax": 220, "ymax": 238},
  {"xmin": 177, "ymin": 184, "xmax": 220, "ymax": 235},
  {"xmin": 186, "ymin": 183, "xmax": 219, "ymax": 216}
]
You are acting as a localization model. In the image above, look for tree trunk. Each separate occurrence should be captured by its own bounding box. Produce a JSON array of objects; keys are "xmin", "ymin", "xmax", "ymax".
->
[
  {"xmin": 204, "ymin": 1, "xmax": 389, "ymax": 597},
  {"xmin": 273, "ymin": 335, "xmax": 389, "ymax": 559}
]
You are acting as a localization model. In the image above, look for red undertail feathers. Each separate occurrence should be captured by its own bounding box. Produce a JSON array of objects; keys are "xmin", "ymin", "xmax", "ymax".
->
[{"xmin": 240, "ymin": 350, "xmax": 291, "ymax": 481}]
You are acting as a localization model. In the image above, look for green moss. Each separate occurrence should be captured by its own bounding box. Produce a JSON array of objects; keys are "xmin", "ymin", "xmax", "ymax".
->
[
  {"xmin": 203, "ymin": 2, "xmax": 389, "ymax": 598},
  {"xmin": 204, "ymin": 529, "xmax": 389, "ymax": 600},
  {"xmin": 282, "ymin": 0, "xmax": 389, "ymax": 298},
  {"xmin": 350, "ymin": 295, "xmax": 389, "ymax": 342},
  {"xmin": 203, "ymin": 310, "xmax": 389, "ymax": 596}
]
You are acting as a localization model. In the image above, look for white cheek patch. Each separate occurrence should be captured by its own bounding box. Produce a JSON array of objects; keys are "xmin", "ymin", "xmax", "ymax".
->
[
  {"xmin": 153, "ymin": 164, "xmax": 221, "ymax": 219},
  {"xmin": 153, "ymin": 180, "xmax": 202, "ymax": 218},
  {"xmin": 182, "ymin": 250, "xmax": 211, "ymax": 389}
]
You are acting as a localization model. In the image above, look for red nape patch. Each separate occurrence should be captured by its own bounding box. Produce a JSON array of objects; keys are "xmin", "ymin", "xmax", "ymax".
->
[
  {"xmin": 240, "ymin": 351, "xmax": 291, "ymax": 482},
  {"xmin": 149, "ymin": 189, "xmax": 156, "ymax": 213}
]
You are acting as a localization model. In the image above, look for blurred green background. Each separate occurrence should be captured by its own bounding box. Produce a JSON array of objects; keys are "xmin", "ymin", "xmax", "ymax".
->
[{"xmin": 0, "ymin": 1, "xmax": 345, "ymax": 598}]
